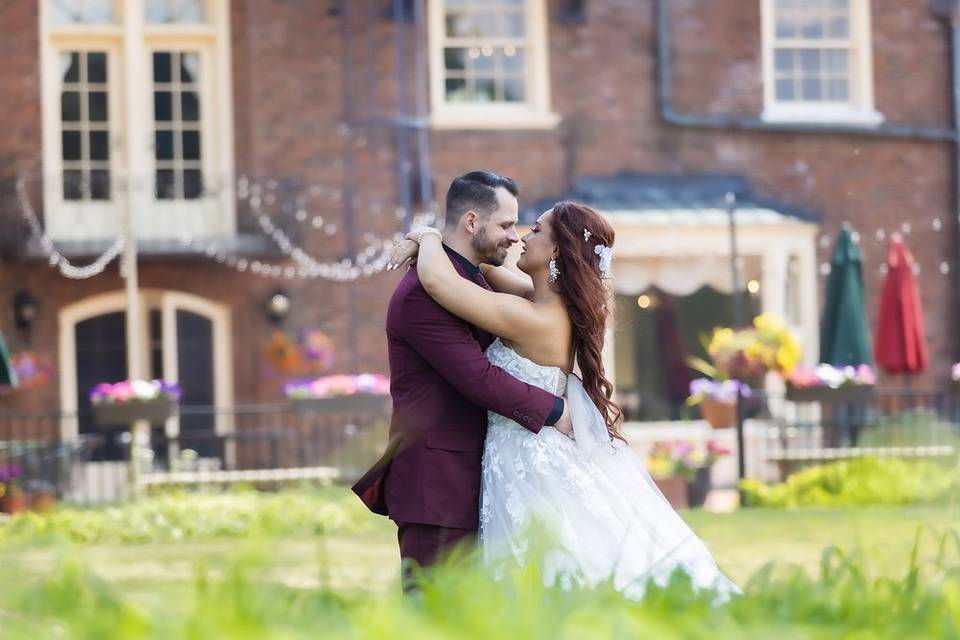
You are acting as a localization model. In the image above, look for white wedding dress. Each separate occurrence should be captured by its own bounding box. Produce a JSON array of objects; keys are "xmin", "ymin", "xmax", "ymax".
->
[{"xmin": 480, "ymin": 338, "xmax": 740, "ymax": 599}]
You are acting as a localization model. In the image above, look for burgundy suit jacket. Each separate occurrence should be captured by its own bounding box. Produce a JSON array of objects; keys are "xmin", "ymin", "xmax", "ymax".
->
[{"xmin": 351, "ymin": 249, "xmax": 558, "ymax": 530}]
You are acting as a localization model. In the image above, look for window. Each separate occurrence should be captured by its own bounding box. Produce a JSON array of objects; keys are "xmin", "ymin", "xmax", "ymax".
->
[
  {"xmin": 60, "ymin": 51, "xmax": 111, "ymax": 200},
  {"xmin": 49, "ymin": 0, "xmax": 115, "ymax": 25},
  {"xmin": 153, "ymin": 51, "xmax": 204, "ymax": 200},
  {"xmin": 428, "ymin": 0, "xmax": 558, "ymax": 129},
  {"xmin": 145, "ymin": 0, "xmax": 205, "ymax": 24},
  {"xmin": 41, "ymin": 0, "xmax": 235, "ymax": 242},
  {"xmin": 761, "ymin": 0, "xmax": 881, "ymax": 125}
]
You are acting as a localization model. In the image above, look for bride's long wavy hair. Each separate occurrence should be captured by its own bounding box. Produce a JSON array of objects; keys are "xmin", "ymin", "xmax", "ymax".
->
[{"xmin": 550, "ymin": 201, "xmax": 624, "ymax": 442}]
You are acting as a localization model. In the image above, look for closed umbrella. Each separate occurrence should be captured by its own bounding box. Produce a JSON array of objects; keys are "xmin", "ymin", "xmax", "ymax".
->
[
  {"xmin": 0, "ymin": 331, "xmax": 17, "ymax": 388},
  {"xmin": 820, "ymin": 225, "xmax": 873, "ymax": 367},
  {"xmin": 874, "ymin": 234, "xmax": 928, "ymax": 375}
]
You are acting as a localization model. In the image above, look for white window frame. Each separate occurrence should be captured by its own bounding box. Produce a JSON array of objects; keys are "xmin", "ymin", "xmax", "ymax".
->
[
  {"xmin": 427, "ymin": 0, "xmax": 559, "ymax": 130},
  {"xmin": 40, "ymin": 0, "xmax": 235, "ymax": 243},
  {"xmin": 760, "ymin": 0, "xmax": 883, "ymax": 126}
]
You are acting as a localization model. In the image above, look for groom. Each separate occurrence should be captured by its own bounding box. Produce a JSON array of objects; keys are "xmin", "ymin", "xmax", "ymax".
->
[{"xmin": 352, "ymin": 170, "xmax": 571, "ymax": 585}]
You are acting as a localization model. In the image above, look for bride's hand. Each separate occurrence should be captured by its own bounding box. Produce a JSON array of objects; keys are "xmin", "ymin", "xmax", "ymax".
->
[{"xmin": 387, "ymin": 238, "xmax": 418, "ymax": 271}]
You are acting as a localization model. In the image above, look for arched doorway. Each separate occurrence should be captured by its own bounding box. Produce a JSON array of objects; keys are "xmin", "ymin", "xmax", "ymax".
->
[{"xmin": 60, "ymin": 290, "xmax": 233, "ymax": 464}]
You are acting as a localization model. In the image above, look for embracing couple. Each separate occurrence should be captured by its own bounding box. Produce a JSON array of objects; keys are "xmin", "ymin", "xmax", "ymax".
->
[{"xmin": 353, "ymin": 170, "xmax": 738, "ymax": 599}]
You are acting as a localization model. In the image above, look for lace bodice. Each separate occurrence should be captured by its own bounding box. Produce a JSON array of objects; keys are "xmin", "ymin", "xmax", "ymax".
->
[{"xmin": 485, "ymin": 338, "xmax": 566, "ymax": 398}]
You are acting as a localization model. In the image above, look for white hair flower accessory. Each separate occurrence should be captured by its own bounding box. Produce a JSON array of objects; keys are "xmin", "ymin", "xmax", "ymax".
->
[
  {"xmin": 594, "ymin": 244, "xmax": 614, "ymax": 279},
  {"xmin": 583, "ymin": 228, "xmax": 592, "ymax": 242}
]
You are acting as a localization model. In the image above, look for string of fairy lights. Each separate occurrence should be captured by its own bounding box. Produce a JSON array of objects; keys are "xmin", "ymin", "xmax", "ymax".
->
[
  {"xmin": 816, "ymin": 218, "xmax": 952, "ymax": 278},
  {"xmin": 13, "ymin": 173, "xmax": 955, "ymax": 285},
  {"xmin": 14, "ymin": 174, "xmax": 437, "ymax": 283}
]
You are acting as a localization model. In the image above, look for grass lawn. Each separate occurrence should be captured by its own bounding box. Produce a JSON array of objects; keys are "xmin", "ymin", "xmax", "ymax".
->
[{"xmin": 3, "ymin": 492, "xmax": 957, "ymax": 607}]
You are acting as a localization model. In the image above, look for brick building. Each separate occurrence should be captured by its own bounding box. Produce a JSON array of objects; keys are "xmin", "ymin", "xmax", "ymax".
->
[{"xmin": 0, "ymin": 1, "xmax": 956, "ymax": 435}]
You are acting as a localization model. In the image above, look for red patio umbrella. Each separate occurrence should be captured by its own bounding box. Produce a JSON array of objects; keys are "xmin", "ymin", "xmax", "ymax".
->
[{"xmin": 874, "ymin": 234, "xmax": 928, "ymax": 375}]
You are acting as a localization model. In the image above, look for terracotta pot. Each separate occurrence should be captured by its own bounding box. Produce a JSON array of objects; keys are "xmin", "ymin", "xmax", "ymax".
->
[
  {"xmin": 30, "ymin": 492, "xmax": 57, "ymax": 513},
  {"xmin": 699, "ymin": 397, "xmax": 737, "ymax": 429},
  {"xmin": 653, "ymin": 475, "xmax": 689, "ymax": 510},
  {"xmin": 0, "ymin": 492, "xmax": 28, "ymax": 514}
]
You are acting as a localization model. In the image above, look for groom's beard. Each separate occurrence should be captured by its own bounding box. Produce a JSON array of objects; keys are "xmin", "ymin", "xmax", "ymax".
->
[{"xmin": 472, "ymin": 226, "xmax": 511, "ymax": 266}]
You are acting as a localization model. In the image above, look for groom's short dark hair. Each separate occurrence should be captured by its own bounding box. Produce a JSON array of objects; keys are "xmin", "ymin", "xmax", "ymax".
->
[{"xmin": 445, "ymin": 170, "xmax": 519, "ymax": 228}]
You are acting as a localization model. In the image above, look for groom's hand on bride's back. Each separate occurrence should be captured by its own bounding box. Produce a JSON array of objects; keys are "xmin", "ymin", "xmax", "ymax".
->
[{"xmin": 554, "ymin": 399, "xmax": 573, "ymax": 436}]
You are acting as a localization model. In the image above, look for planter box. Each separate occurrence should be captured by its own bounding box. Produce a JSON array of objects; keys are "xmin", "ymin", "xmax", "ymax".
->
[
  {"xmin": 291, "ymin": 394, "xmax": 390, "ymax": 415},
  {"xmin": 653, "ymin": 475, "xmax": 689, "ymax": 510},
  {"xmin": 700, "ymin": 398, "xmax": 736, "ymax": 430},
  {"xmin": 785, "ymin": 384, "xmax": 875, "ymax": 404},
  {"xmin": 92, "ymin": 396, "xmax": 177, "ymax": 427},
  {"xmin": 686, "ymin": 465, "xmax": 712, "ymax": 508}
]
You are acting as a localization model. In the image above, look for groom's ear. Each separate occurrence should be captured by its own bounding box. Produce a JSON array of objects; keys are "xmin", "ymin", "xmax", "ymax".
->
[{"xmin": 463, "ymin": 210, "xmax": 478, "ymax": 234}]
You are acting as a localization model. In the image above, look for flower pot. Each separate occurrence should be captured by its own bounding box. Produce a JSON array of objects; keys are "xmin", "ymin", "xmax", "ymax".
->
[
  {"xmin": 92, "ymin": 396, "xmax": 177, "ymax": 427},
  {"xmin": 785, "ymin": 384, "xmax": 875, "ymax": 403},
  {"xmin": 686, "ymin": 466, "xmax": 712, "ymax": 508},
  {"xmin": 0, "ymin": 492, "xmax": 27, "ymax": 514},
  {"xmin": 30, "ymin": 492, "xmax": 56, "ymax": 513},
  {"xmin": 699, "ymin": 398, "xmax": 737, "ymax": 429},
  {"xmin": 291, "ymin": 394, "xmax": 390, "ymax": 415},
  {"xmin": 653, "ymin": 475, "xmax": 689, "ymax": 510}
]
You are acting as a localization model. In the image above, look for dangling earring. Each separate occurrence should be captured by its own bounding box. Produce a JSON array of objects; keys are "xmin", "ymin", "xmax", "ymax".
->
[{"xmin": 548, "ymin": 257, "xmax": 559, "ymax": 283}]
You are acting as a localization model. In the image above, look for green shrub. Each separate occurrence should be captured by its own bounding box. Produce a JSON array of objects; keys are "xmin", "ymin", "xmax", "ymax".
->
[
  {"xmin": 0, "ymin": 487, "xmax": 372, "ymax": 545},
  {"xmin": 741, "ymin": 457, "xmax": 960, "ymax": 508},
  {"xmin": 3, "ymin": 531, "xmax": 960, "ymax": 639}
]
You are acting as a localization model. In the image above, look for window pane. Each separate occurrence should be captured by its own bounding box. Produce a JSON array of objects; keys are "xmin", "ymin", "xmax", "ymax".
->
[
  {"xmin": 154, "ymin": 92, "xmax": 173, "ymax": 121},
  {"xmin": 826, "ymin": 12, "xmax": 849, "ymax": 38},
  {"xmin": 184, "ymin": 169, "xmax": 203, "ymax": 199},
  {"xmin": 180, "ymin": 53, "xmax": 200, "ymax": 84},
  {"xmin": 775, "ymin": 78, "xmax": 796, "ymax": 101},
  {"xmin": 800, "ymin": 78, "xmax": 822, "ymax": 100},
  {"xmin": 475, "ymin": 77, "xmax": 495, "ymax": 102},
  {"xmin": 825, "ymin": 49, "xmax": 848, "ymax": 75},
  {"xmin": 49, "ymin": 0, "xmax": 114, "ymax": 25},
  {"xmin": 87, "ymin": 52, "xmax": 107, "ymax": 83},
  {"xmin": 61, "ymin": 91, "xmax": 81, "ymax": 121},
  {"xmin": 146, "ymin": 0, "xmax": 206, "ymax": 24},
  {"xmin": 827, "ymin": 78, "xmax": 849, "ymax": 100},
  {"xmin": 475, "ymin": 12, "xmax": 497, "ymax": 37},
  {"xmin": 445, "ymin": 13, "xmax": 472, "ymax": 37},
  {"xmin": 181, "ymin": 92, "xmax": 200, "ymax": 120},
  {"xmin": 474, "ymin": 50, "xmax": 495, "ymax": 73},
  {"xmin": 444, "ymin": 48, "xmax": 466, "ymax": 71},
  {"xmin": 504, "ymin": 12, "xmax": 525, "ymax": 38},
  {"xmin": 503, "ymin": 78, "xmax": 524, "ymax": 102},
  {"xmin": 774, "ymin": 49, "xmax": 794, "ymax": 73},
  {"xmin": 63, "ymin": 170, "xmax": 84, "ymax": 200},
  {"xmin": 445, "ymin": 78, "xmax": 468, "ymax": 102},
  {"xmin": 156, "ymin": 169, "xmax": 176, "ymax": 199},
  {"xmin": 182, "ymin": 130, "xmax": 201, "ymax": 160},
  {"xmin": 89, "ymin": 131, "xmax": 109, "ymax": 161},
  {"xmin": 61, "ymin": 52, "xmax": 81, "ymax": 83},
  {"xmin": 90, "ymin": 169, "xmax": 110, "ymax": 200},
  {"xmin": 153, "ymin": 52, "xmax": 172, "ymax": 83},
  {"xmin": 799, "ymin": 50, "xmax": 821, "ymax": 75},
  {"xmin": 502, "ymin": 47, "xmax": 524, "ymax": 73},
  {"xmin": 62, "ymin": 131, "xmax": 82, "ymax": 161},
  {"xmin": 155, "ymin": 130, "xmax": 174, "ymax": 160},
  {"xmin": 799, "ymin": 9, "xmax": 824, "ymax": 39},
  {"xmin": 89, "ymin": 91, "xmax": 108, "ymax": 121}
]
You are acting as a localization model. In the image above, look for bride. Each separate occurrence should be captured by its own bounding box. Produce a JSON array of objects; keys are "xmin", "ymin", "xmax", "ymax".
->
[{"xmin": 395, "ymin": 200, "xmax": 738, "ymax": 599}]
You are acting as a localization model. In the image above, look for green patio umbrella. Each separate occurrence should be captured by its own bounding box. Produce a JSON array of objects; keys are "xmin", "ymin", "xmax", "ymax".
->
[
  {"xmin": 820, "ymin": 225, "xmax": 873, "ymax": 367},
  {"xmin": 0, "ymin": 330, "xmax": 16, "ymax": 388}
]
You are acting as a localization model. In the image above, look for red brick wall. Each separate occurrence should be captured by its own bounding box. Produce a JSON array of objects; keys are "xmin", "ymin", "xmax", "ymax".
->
[{"xmin": 1, "ymin": 0, "xmax": 956, "ymax": 414}]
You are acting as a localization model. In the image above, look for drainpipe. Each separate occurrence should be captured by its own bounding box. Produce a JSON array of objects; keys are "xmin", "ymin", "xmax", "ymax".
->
[{"xmin": 654, "ymin": 0, "xmax": 960, "ymax": 359}]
